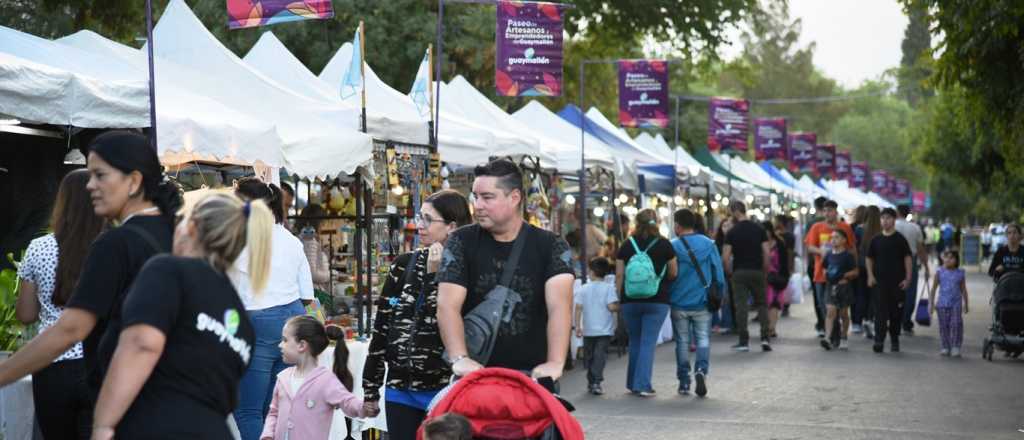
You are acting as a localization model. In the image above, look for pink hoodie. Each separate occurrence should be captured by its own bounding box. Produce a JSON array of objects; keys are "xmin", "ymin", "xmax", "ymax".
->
[{"xmin": 261, "ymin": 366, "xmax": 365, "ymax": 440}]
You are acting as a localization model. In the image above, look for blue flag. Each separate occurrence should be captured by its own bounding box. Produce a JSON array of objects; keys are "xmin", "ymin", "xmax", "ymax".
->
[
  {"xmin": 410, "ymin": 48, "xmax": 431, "ymax": 118},
  {"xmin": 340, "ymin": 28, "xmax": 362, "ymax": 99}
]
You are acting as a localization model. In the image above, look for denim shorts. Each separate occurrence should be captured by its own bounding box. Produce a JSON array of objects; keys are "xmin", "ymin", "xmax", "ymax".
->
[{"xmin": 827, "ymin": 283, "xmax": 854, "ymax": 309}]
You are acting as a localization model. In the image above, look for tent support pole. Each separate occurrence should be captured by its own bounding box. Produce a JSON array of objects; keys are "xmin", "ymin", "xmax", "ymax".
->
[{"xmin": 144, "ymin": 0, "xmax": 157, "ymax": 151}]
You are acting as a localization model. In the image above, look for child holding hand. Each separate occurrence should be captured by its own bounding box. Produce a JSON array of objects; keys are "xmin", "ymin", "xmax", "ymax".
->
[{"xmin": 261, "ymin": 316, "xmax": 369, "ymax": 440}]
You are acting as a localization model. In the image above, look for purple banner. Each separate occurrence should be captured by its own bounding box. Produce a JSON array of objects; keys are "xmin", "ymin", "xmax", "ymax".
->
[
  {"xmin": 895, "ymin": 179, "xmax": 911, "ymax": 202},
  {"xmin": 872, "ymin": 170, "xmax": 889, "ymax": 195},
  {"xmin": 815, "ymin": 144, "xmax": 836, "ymax": 178},
  {"xmin": 495, "ymin": 1, "xmax": 565, "ymax": 96},
  {"xmin": 834, "ymin": 151, "xmax": 851, "ymax": 181},
  {"xmin": 753, "ymin": 118, "xmax": 787, "ymax": 161},
  {"xmin": 850, "ymin": 161, "xmax": 869, "ymax": 191},
  {"xmin": 913, "ymin": 191, "xmax": 926, "ymax": 212},
  {"xmin": 227, "ymin": 0, "xmax": 334, "ymax": 29},
  {"xmin": 617, "ymin": 60, "xmax": 669, "ymax": 128},
  {"xmin": 707, "ymin": 97, "xmax": 750, "ymax": 153},
  {"xmin": 788, "ymin": 132, "xmax": 816, "ymax": 174}
]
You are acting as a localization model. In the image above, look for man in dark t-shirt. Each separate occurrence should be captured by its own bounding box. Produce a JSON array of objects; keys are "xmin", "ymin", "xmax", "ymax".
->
[
  {"xmin": 866, "ymin": 208, "xmax": 913, "ymax": 353},
  {"xmin": 721, "ymin": 201, "xmax": 771, "ymax": 352},
  {"xmin": 437, "ymin": 160, "xmax": 575, "ymax": 379}
]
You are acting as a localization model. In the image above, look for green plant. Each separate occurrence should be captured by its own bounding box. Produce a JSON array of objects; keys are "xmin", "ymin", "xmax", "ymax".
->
[{"xmin": 0, "ymin": 252, "xmax": 25, "ymax": 352}]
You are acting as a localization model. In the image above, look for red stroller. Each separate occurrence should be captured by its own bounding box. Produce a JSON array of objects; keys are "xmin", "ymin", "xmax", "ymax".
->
[{"xmin": 418, "ymin": 368, "xmax": 584, "ymax": 440}]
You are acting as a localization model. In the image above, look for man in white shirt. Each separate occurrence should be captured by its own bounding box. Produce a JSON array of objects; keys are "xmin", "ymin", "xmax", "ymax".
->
[{"xmin": 895, "ymin": 205, "xmax": 929, "ymax": 334}]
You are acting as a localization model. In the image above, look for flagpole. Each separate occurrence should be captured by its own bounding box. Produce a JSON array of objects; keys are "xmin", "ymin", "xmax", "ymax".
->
[
  {"xmin": 144, "ymin": 0, "xmax": 157, "ymax": 151},
  {"xmin": 359, "ymin": 21, "xmax": 367, "ymax": 134},
  {"xmin": 428, "ymin": 44, "xmax": 436, "ymax": 148}
]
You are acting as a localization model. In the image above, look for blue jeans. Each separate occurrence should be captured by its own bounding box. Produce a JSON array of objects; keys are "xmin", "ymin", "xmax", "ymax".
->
[
  {"xmin": 621, "ymin": 303, "xmax": 669, "ymax": 393},
  {"xmin": 671, "ymin": 308, "xmax": 711, "ymax": 386},
  {"xmin": 903, "ymin": 256, "xmax": 920, "ymax": 328},
  {"xmin": 715, "ymin": 281, "xmax": 733, "ymax": 330},
  {"xmin": 234, "ymin": 300, "xmax": 306, "ymax": 440}
]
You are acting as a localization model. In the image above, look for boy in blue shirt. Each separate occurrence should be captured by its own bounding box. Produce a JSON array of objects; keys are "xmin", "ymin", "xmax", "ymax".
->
[
  {"xmin": 669, "ymin": 209, "xmax": 726, "ymax": 397},
  {"xmin": 574, "ymin": 257, "xmax": 620, "ymax": 395},
  {"xmin": 821, "ymin": 229, "xmax": 859, "ymax": 351}
]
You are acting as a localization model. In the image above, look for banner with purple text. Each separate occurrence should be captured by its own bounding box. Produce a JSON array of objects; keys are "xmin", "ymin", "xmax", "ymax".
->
[
  {"xmin": 788, "ymin": 132, "xmax": 816, "ymax": 174},
  {"xmin": 834, "ymin": 151, "xmax": 851, "ymax": 181},
  {"xmin": 753, "ymin": 118, "xmax": 787, "ymax": 161},
  {"xmin": 850, "ymin": 161, "xmax": 869, "ymax": 191},
  {"xmin": 617, "ymin": 60, "xmax": 669, "ymax": 128},
  {"xmin": 707, "ymin": 97, "xmax": 750, "ymax": 153},
  {"xmin": 913, "ymin": 191, "xmax": 926, "ymax": 212},
  {"xmin": 227, "ymin": 0, "xmax": 334, "ymax": 29},
  {"xmin": 871, "ymin": 170, "xmax": 889, "ymax": 194},
  {"xmin": 495, "ymin": 1, "xmax": 565, "ymax": 96},
  {"xmin": 814, "ymin": 144, "xmax": 836, "ymax": 178}
]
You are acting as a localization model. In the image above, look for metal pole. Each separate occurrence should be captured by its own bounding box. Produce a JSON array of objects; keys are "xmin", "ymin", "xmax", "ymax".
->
[
  {"xmin": 435, "ymin": 0, "xmax": 444, "ymax": 143},
  {"xmin": 353, "ymin": 177, "xmax": 364, "ymax": 336},
  {"xmin": 578, "ymin": 62, "xmax": 587, "ymax": 283},
  {"xmin": 144, "ymin": 0, "xmax": 157, "ymax": 151}
]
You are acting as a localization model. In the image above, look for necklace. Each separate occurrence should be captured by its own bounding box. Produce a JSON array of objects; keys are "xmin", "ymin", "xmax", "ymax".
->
[{"xmin": 119, "ymin": 206, "xmax": 160, "ymax": 226}]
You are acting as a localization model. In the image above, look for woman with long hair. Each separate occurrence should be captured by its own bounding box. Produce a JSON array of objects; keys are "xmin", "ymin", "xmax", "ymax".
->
[
  {"xmin": 762, "ymin": 222, "xmax": 790, "ymax": 339},
  {"xmin": 15, "ymin": 169, "xmax": 106, "ymax": 439},
  {"xmin": 91, "ymin": 193, "xmax": 274, "ymax": 439},
  {"xmin": 856, "ymin": 206, "xmax": 883, "ymax": 338},
  {"xmin": 615, "ymin": 209, "xmax": 677, "ymax": 396},
  {"xmin": 364, "ymin": 190, "xmax": 472, "ymax": 440},
  {"xmin": 231, "ymin": 177, "xmax": 315, "ymax": 440},
  {"xmin": 0, "ymin": 130, "xmax": 181, "ymax": 403},
  {"xmin": 713, "ymin": 216, "xmax": 736, "ymax": 334}
]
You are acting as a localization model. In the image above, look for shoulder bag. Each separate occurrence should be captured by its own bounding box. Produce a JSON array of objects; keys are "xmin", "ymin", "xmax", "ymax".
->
[{"xmin": 679, "ymin": 235, "xmax": 722, "ymax": 312}]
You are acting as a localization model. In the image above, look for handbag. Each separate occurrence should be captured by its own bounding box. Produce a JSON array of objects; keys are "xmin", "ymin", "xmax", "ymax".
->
[
  {"xmin": 914, "ymin": 277, "xmax": 931, "ymax": 326},
  {"xmin": 678, "ymin": 235, "xmax": 722, "ymax": 312},
  {"xmin": 453, "ymin": 225, "xmax": 528, "ymax": 365}
]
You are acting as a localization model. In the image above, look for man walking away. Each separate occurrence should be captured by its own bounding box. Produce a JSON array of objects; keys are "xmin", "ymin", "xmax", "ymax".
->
[
  {"xmin": 437, "ymin": 160, "xmax": 576, "ymax": 381},
  {"xmin": 866, "ymin": 208, "xmax": 913, "ymax": 353},
  {"xmin": 895, "ymin": 205, "xmax": 929, "ymax": 335},
  {"xmin": 669, "ymin": 209, "xmax": 726, "ymax": 397},
  {"xmin": 722, "ymin": 201, "xmax": 772, "ymax": 352}
]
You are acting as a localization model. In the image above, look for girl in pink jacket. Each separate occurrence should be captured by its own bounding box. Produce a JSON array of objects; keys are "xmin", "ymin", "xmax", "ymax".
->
[{"xmin": 261, "ymin": 316, "xmax": 368, "ymax": 440}]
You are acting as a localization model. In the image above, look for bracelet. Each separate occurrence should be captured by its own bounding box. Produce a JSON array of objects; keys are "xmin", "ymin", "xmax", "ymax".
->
[{"xmin": 449, "ymin": 354, "xmax": 469, "ymax": 365}]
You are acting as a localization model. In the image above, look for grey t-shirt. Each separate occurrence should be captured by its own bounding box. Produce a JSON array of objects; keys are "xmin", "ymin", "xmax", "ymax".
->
[{"xmin": 574, "ymin": 280, "xmax": 618, "ymax": 337}]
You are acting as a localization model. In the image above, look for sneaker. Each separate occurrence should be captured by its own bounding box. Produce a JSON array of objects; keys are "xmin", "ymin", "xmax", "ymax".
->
[
  {"xmin": 951, "ymin": 347, "xmax": 961, "ymax": 357},
  {"xmin": 872, "ymin": 344, "xmax": 884, "ymax": 353},
  {"xmin": 638, "ymin": 390, "xmax": 657, "ymax": 398},
  {"xmin": 592, "ymin": 384, "xmax": 605, "ymax": 395},
  {"xmin": 903, "ymin": 326, "xmax": 914, "ymax": 336},
  {"xmin": 940, "ymin": 348, "xmax": 950, "ymax": 356},
  {"xmin": 695, "ymin": 373, "xmax": 708, "ymax": 397},
  {"xmin": 864, "ymin": 323, "xmax": 875, "ymax": 339},
  {"xmin": 781, "ymin": 307, "xmax": 790, "ymax": 317},
  {"xmin": 852, "ymin": 324, "xmax": 863, "ymax": 334},
  {"xmin": 839, "ymin": 339, "xmax": 849, "ymax": 351},
  {"xmin": 678, "ymin": 385, "xmax": 690, "ymax": 396},
  {"xmin": 820, "ymin": 339, "xmax": 833, "ymax": 351},
  {"xmin": 732, "ymin": 343, "xmax": 750, "ymax": 352},
  {"xmin": 817, "ymin": 329, "xmax": 826, "ymax": 338},
  {"xmin": 761, "ymin": 340, "xmax": 773, "ymax": 352},
  {"xmin": 891, "ymin": 342, "xmax": 900, "ymax": 353}
]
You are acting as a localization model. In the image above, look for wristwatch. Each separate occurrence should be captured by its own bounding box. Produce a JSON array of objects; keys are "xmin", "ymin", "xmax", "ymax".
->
[{"xmin": 448, "ymin": 354, "xmax": 469, "ymax": 366}]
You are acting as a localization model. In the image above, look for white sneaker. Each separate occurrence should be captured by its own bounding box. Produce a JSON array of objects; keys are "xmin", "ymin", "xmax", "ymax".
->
[
  {"xmin": 839, "ymin": 339, "xmax": 849, "ymax": 351},
  {"xmin": 940, "ymin": 348, "xmax": 950, "ymax": 356},
  {"xmin": 951, "ymin": 347, "xmax": 961, "ymax": 357},
  {"xmin": 852, "ymin": 324, "xmax": 863, "ymax": 334}
]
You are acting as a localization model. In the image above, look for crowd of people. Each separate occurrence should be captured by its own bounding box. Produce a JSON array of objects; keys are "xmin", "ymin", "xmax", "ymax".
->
[{"xmin": 1, "ymin": 136, "xmax": 1020, "ymax": 439}]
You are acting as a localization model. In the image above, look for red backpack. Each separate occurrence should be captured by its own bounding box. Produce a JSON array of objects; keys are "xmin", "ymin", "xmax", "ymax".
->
[{"xmin": 418, "ymin": 368, "xmax": 584, "ymax": 440}]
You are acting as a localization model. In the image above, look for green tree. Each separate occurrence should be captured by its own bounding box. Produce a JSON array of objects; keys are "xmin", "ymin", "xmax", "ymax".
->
[{"xmin": 896, "ymin": 5, "xmax": 932, "ymax": 107}]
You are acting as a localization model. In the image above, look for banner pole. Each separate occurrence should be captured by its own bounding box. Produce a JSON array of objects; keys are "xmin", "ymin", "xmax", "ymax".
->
[
  {"xmin": 359, "ymin": 21, "xmax": 367, "ymax": 134},
  {"xmin": 435, "ymin": 0, "xmax": 444, "ymax": 143},
  {"xmin": 145, "ymin": 0, "xmax": 157, "ymax": 151},
  {"xmin": 428, "ymin": 44, "xmax": 436, "ymax": 149},
  {"xmin": 578, "ymin": 61, "xmax": 588, "ymax": 283}
]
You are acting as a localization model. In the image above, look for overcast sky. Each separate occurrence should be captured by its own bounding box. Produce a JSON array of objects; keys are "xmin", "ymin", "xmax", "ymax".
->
[{"xmin": 720, "ymin": 0, "xmax": 910, "ymax": 89}]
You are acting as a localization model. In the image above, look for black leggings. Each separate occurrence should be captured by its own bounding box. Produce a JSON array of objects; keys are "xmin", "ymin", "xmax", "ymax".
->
[
  {"xmin": 386, "ymin": 401, "xmax": 428, "ymax": 440},
  {"xmin": 32, "ymin": 358, "xmax": 92, "ymax": 440}
]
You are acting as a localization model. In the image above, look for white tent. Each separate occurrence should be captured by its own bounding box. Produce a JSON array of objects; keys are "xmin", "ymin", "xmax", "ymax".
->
[
  {"xmin": 55, "ymin": 30, "xmax": 286, "ymax": 168},
  {"xmin": 437, "ymin": 80, "xmax": 544, "ymax": 163},
  {"xmin": 512, "ymin": 101, "xmax": 635, "ymax": 190},
  {"xmin": 0, "ymin": 26, "xmax": 148, "ymax": 128},
  {"xmin": 150, "ymin": 0, "xmax": 373, "ymax": 178},
  {"xmin": 444, "ymin": 76, "xmax": 557, "ymax": 166},
  {"xmin": 585, "ymin": 108, "xmax": 668, "ymax": 165}
]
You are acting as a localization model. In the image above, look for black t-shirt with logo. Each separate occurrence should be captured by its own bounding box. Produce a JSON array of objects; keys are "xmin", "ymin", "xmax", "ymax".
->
[
  {"xmin": 615, "ymin": 235, "xmax": 675, "ymax": 304},
  {"xmin": 867, "ymin": 231, "xmax": 912, "ymax": 286},
  {"xmin": 989, "ymin": 245, "xmax": 1024, "ymax": 280},
  {"xmin": 725, "ymin": 220, "xmax": 769, "ymax": 271},
  {"xmin": 437, "ymin": 223, "xmax": 574, "ymax": 371},
  {"xmin": 115, "ymin": 256, "xmax": 255, "ymax": 439},
  {"xmin": 66, "ymin": 215, "xmax": 173, "ymax": 391}
]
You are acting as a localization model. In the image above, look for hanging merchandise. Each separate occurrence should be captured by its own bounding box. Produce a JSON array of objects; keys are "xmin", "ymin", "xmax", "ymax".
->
[
  {"xmin": 617, "ymin": 60, "xmax": 669, "ymax": 128},
  {"xmin": 495, "ymin": 0, "xmax": 566, "ymax": 96}
]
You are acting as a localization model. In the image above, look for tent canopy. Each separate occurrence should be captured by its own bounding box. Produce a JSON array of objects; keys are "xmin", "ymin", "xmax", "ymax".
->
[
  {"xmin": 151, "ymin": 0, "xmax": 373, "ymax": 178},
  {"xmin": 557, "ymin": 105, "xmax": 663, "ymax": 166}
]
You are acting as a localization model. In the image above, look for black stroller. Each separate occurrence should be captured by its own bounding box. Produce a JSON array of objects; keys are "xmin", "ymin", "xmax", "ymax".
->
[{"xmin": 982, "ymin": 272, "xmax": 1024, "ymax": 360}]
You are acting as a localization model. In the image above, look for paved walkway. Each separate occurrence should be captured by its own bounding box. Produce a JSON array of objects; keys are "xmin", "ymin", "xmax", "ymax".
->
[{"xmin": 560, "ymin": 267, "xmax": 1024, "ymax": 439}]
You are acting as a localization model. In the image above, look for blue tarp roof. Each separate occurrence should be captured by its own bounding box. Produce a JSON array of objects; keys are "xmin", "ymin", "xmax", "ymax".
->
[
  {"xmin": 558, "ymin": 104, "xmax": 674, "ymax": 187},
  {"xmin": 759, "ymin": 162, "xmax": 800, "ymax": 190}
]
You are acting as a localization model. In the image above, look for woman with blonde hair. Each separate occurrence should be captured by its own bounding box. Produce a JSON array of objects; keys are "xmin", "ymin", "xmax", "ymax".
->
[
  {"xmin": 615, "ymin": 209, "xmax": 677, "ymax": 397},
  {"xmin": 91, "ymin": 193, "xmax": 274, "ymax": 439}
]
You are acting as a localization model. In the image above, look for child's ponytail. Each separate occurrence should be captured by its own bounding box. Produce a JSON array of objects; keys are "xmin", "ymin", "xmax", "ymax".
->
[{"xmin": 326, "ymin": 325, "xmax": 354, "ymax": 391}]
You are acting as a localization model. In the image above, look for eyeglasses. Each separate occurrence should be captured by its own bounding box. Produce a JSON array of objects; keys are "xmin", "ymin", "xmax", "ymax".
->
[{"xmin": 414, "ymin": 214, "xmax": 447, "ymax": 226}]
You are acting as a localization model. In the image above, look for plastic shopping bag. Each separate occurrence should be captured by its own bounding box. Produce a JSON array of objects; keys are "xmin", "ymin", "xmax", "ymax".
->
[{"xmin": 787, "ymin": 273, "xmax": 805, "ymax": 305}]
